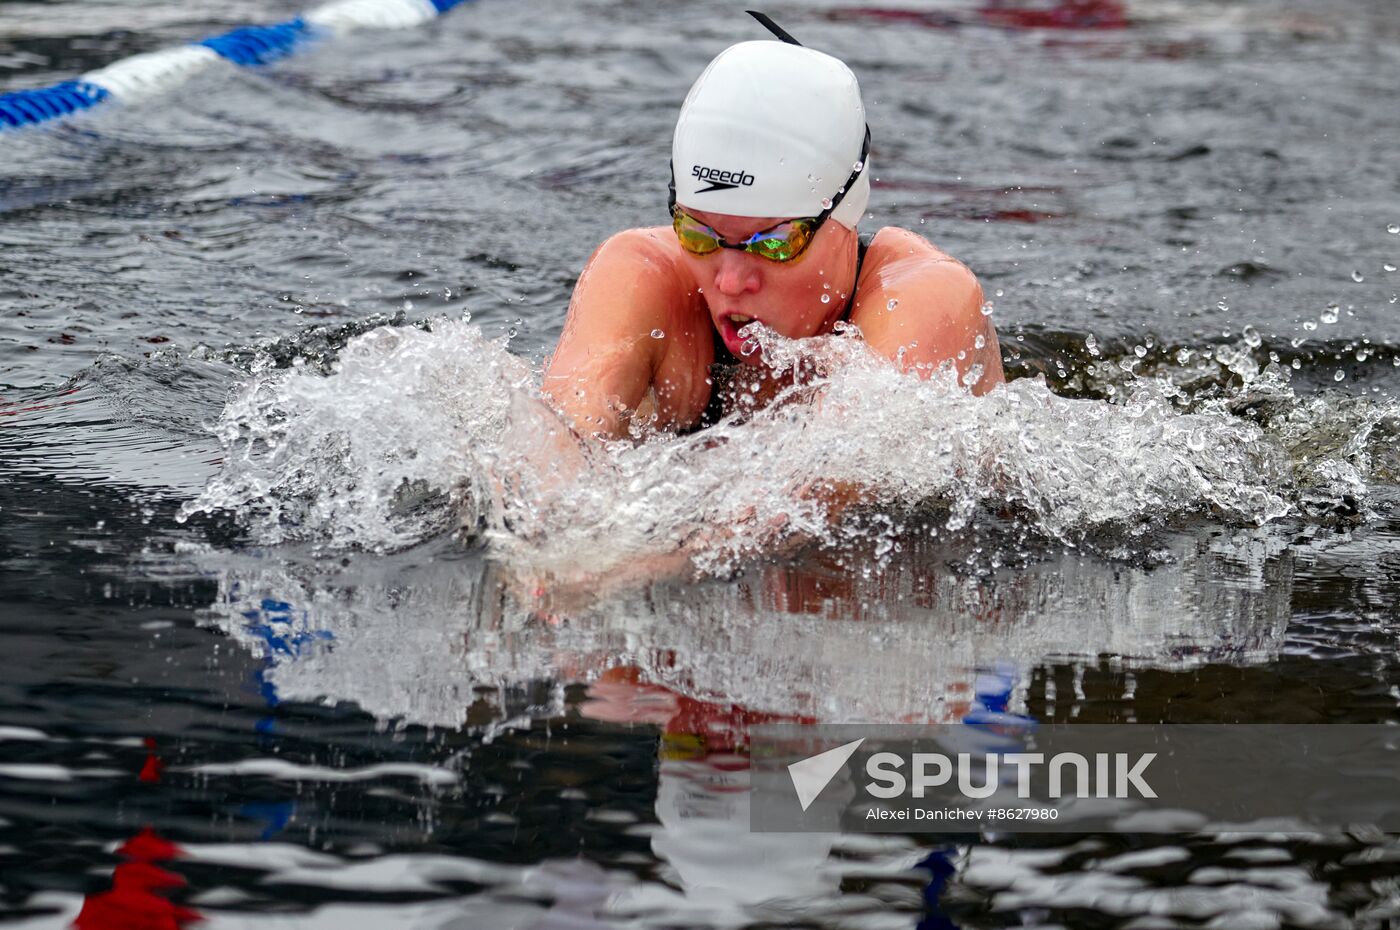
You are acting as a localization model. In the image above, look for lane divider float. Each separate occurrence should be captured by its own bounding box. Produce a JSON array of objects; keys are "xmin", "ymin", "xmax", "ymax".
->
[{"xmin": 0, "ymin": 0, "xmax": 471, "ymax": 132}]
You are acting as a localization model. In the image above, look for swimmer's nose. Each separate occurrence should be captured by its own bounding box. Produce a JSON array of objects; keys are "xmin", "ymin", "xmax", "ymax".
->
[{"xmin": 712, "ymin": 251, "xmax": 761, "ymax": 297}]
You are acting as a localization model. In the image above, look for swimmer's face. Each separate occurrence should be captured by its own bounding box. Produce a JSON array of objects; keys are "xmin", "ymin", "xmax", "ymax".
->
[{"xmin": 678, "ymin": 208, "xmax": 859, "ymax": 366}]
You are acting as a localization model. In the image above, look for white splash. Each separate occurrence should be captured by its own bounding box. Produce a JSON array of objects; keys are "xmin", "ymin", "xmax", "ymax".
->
[{"xmin": 183, "ymin": 317, "xmax": 1392, "ymax": 587}]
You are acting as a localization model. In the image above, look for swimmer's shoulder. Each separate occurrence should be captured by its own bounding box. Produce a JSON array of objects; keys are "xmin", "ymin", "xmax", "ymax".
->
[
  {"xmin": 586, "ymin": 226, "xmax": 694, "ymax": 283},
  {"xmin": 851, "ymin": 226, "xmax": 1001, "ymax": 389},
  {"xmin": 861, "ymin": 226, "xmax": 973, "ymax": 278},
  {"xmin": 569, "ymin": 227, "xmax": 700, "ymax": 326},
  {"xmin": 855, "ymin": 226, "xmax": 982, "ymax": 312}
]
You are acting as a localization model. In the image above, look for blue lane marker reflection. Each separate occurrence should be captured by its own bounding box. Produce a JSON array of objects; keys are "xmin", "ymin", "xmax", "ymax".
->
[{"xmin": 238, "ymin": 596, "xmax": 333, "ymax": 731}]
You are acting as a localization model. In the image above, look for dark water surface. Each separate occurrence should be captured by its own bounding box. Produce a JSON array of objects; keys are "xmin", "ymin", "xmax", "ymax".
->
[{"xmin": 3, "ymin": 0, "xmax": 1400, "ymax": 927}]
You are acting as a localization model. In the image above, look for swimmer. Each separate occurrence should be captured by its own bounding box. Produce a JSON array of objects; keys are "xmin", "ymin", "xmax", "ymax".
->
[{"xmin": 543, "ymin": 12, "xmax": 1004, "ymax": 441}]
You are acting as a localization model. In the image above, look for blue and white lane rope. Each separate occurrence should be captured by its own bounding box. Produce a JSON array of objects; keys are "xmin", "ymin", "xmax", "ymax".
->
[{"xmin": 0, "ymin": 0, "xmax": 471, "ymax": 132}]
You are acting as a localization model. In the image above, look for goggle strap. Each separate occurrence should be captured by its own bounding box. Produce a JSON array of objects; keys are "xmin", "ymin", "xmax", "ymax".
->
[{"xmin": 746, "ymin": 11, "xmax": 804, "ymax": 46}]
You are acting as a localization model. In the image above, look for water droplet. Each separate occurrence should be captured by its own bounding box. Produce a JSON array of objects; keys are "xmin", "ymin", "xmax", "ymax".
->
[
  {"xmin": 507, "ymin": 326, "xmax": 517, "ymax": 338},
  {"xmin": 1133, "ymin": 344, "xmax": 1147, "ymax": 358},
  {"xmin": 696, "ymin": 287, "xmax": 703, "ymax": 294},
  {"xmin": 980, "ymin": 302, "xmax": 995, "ymax": 316},
  {"xmin": 1084, "ymin": 333, "xmax": 1099, "ymax": 356},
  {"xmin": 1291, "ymin": 358, "xmax": 1302, "ymax": 369},
  {"xmin": 823, "ymin": 282, "xmax": 830, "ymax": 289},
  {"xmin": 1303, "ymin": 320, "xmax": 1318, "ymax": 331},
  {"xmin": 1242, "ymin": 324, "xmax": 1261, "ymax": 348},
  {"xmin": 650, "ymin": 329, "xmax": 665, "ymax": 339},
  {"xmin": 820, "ymin": 293, "xmax": 831, "ymax": 304},
  {"xmin": 1384, "ymin": 263, "xmax": 1397, "ymax": 273},
  {"xmin": 994, "ymin": 288, "xmax": 1004, "ymax": 298},
  {"xmin": 974, "ymin": 333, "xmax": 986, "ymax": 349},
  {"xmin": 1216, "ymin": 300, "xmax": 1229, "ymax": 312},
  {"xmin": 1321, "ymin": 304, "xmax": 1340, "ymax": 324},
  {"xmin": 886, "ymin": 298, "xmax": 899, "ymax": 311},
  {"xmin": 740, "ymin": 340, "xmax": 759, "ymax": 357},
  {"xmin": 1389, "ymin": 224, "xmax": 1400, "ymax": 235},
  {"xmin": 853, "ymin": 160, "xmax": 864, "ymax": 172},
  {"xmin": 807, "ymin": 173, "xmax": 817, "ymax": 183},
  {"xmin": 1334, "ymin": 369, "xmax": 1346, "ymax": 381},
  {"xmin": 821, "ymin": 197, "xmax": 833, "ymax": 210},
  {"xmin": 1351, "ymin": 270, "xmax": 1365, "ymax": 283}
]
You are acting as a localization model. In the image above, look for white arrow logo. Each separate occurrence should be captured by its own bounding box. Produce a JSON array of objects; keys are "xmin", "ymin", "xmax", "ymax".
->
[{"xmin": 787, "ymin": 738, "xmax": 865, "ymax": 811}]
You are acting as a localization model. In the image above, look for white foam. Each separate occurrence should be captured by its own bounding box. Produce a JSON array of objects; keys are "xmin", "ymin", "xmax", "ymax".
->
[
  {"xmin": 179, "ymin": 320, "xmax": 1355, "ymax": 727},
  {"xmin": 183, "ymin": 319, "xmax": 1315, "ymax": 575},
  {"xmin": 183, "ymin": 322, "xmax": 519, "ymax": 551}
]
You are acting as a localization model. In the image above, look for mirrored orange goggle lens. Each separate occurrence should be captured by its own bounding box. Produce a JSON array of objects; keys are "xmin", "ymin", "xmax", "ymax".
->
[{"xmin": 672, "ymin": 211, "xmax": 815, "ymax": 262}]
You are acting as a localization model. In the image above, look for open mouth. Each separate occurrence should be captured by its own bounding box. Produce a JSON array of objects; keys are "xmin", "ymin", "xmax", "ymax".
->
[{"xmin": 717, "ymin": 313, "xmax": 764, "ymax": 361}]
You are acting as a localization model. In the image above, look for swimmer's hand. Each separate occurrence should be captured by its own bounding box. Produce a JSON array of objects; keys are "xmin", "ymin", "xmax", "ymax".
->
[
  {"xmin": 505, "ymin": 546, "xmax": 699, "ymax": 617},
  {"xmin": 506, "ymin": 484, "xmax": 869, "ymax": 616}
]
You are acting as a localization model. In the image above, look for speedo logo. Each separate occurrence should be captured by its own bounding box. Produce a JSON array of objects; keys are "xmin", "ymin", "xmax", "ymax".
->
[{"xmin": 692, "ymin": 164, "xmax": 755, "ymax": 194}]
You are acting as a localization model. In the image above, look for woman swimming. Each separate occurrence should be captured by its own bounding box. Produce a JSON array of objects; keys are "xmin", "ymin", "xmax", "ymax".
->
[{"xmin": 544, "ymin": 13, "xmax": 1004, "ymax": 440}]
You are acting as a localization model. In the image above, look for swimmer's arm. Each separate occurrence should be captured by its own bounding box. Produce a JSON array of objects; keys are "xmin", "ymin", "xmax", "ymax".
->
[
  {"xmin": 798, "ymin": 259, "xmax": 1003, "ymax": 521},
  {"xmin": 855, "ymin": 255, "xmax": 1005, "ymax": 395},
  {"xmin": 543, "ymin": 229, "xmax": 676, "ymax": 439}
]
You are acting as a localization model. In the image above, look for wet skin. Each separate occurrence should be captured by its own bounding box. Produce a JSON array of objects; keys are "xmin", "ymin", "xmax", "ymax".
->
[{"xmin": 544, "ymin": 210, "xmax": 1005, "ymax": 439}]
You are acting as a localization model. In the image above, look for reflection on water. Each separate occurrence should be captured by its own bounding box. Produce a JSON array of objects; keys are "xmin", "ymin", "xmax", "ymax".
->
[
  {"xmin": 74, "ymin": 740, "xmax": 202, "ymax": 930},
  {"xmin": 189, "ymin": 520, "xmax": 1293, "ymax": 731},
  {"xmin": 152, "ymin": 519, "xmax": 1294, "ymax": 925}
]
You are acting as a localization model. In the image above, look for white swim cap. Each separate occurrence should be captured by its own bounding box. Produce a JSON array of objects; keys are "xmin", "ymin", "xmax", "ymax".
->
[{"xmin": 671, "ymin": 40, "xmax": 870, "ymax": 229}]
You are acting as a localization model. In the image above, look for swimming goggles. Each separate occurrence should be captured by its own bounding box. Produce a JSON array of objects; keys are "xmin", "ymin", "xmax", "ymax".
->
[{"xmin": 667, "ymin": 125, "xmax": 872, "ymax": 263}]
